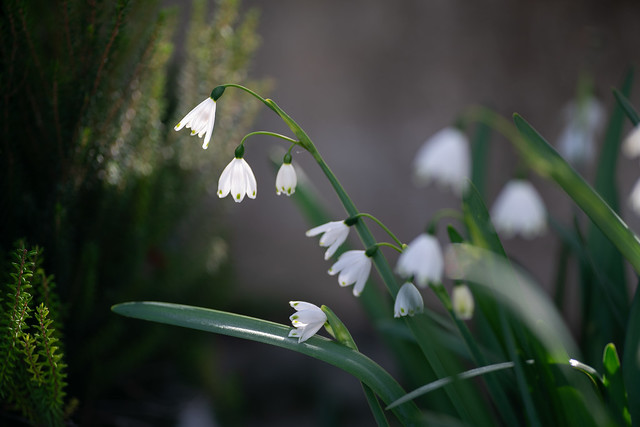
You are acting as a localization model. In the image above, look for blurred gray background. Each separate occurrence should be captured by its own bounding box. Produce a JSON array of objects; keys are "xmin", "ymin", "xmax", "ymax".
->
[
  {"xmin": 213, "ymin": 0, "xmax": 640, "ymax": 331},
  {"xmin": 177, "ymin": 1, "xmax": 640, "ymax": 425}
]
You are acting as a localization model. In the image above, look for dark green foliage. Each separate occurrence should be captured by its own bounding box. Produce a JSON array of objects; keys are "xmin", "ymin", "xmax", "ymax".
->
[
  {"xmin": 0, "ymin": 244, "xmax": 68, "ymax": 426},
  {"xmin": 0, "ymin": 0, "xmax": 263, "ymax": 423}
]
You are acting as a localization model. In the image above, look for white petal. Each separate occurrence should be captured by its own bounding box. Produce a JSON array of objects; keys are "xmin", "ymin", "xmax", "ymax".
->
[
  {"xmin": 230, "ymin": 159, "xmax": 247, "ymax": 202},
  {"xmin": 394, "ymin": 282, "xmax": 424, "ymax": 317},
  {"xmin": 352, "ymin": 257, "xmax": 372, "ymax": 296},
  {"xmin": 329, "ymin": 250, "xmax": 364, "ymax": 276},
  {"xmin": 202, "ymin": 101, "xmax": 217, "ymax": 149},
  {"xmin": 290, "ymin": 301, "xmax": 319, "ymax": 311},
  {"xmin": 217, "ymin": 159, "xmax": 235, "ymax": 198},
  {"xmin": 306, "ymin": 221, "xmax": 343, "ymax": 237},
  {"xmin": 243, "ymin": 159, "xmax": 257, "ymax": 199},
  {"xmin": 292, "ymin": 309, "xmax": 327, "ymax": 325}
]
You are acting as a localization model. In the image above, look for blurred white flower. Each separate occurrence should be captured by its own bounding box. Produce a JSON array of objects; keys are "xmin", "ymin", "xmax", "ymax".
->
[
  {"xmin": 629, "ymin": 177, "xmax": 640, "ymax": 215},
  {"xmin": 328, "ymin": 250, "xmax": 372, "ymax": 296},
  {"xmin": 395, "ymin": 233, "xmax": 443, "ymax": 287},
  {"xmin": 622, "ymin": 125, "xmax": 640, "ymax": 159},
  {"xmin": 452, "ymin": 284, "xmax": 474, "ymax": 320},
  {"xmin": 275, "ymin": 162, "xmax": 298, "ymax": 196},
  {"xmin": 557, "ymin": 97, "xmax": 605, "ymax": 167},
  {"xmin": 491, "ymin": 179, "xmax": 546, "ymax": 239},
  {"xmin": 174, "ymin": 97, "xmax": 217, "ymax": 149},
  {"xmin": 306, "ymin": 221, "xmax": 350, "ymax": 260},
  {"xmin": 288, "ymin": 301, "xmax": 327, "ymax": 343},
  {"xmin": 217, "ymin": 157, "xmax": 257, "ymax": 202},
  {"xmin": 413, "ymin": 127, "xmax": 471, "ymax": 196},
  {"xmin": 394, "ymin": 282, "xmax": 424, "ymax": 318}
]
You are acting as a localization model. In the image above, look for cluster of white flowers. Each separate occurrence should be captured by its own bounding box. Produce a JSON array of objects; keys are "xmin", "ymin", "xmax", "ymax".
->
[{"xmin": 175, "ymin": 95, "xmax": 299, "ymax": 203}]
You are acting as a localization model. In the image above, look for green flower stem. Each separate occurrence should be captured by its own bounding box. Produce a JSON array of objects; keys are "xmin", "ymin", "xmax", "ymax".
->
[
  {"xmin": 430, "ymin": 208, "xmax": 464, "ymax": 229},
  {"xmin": 112, "ymin": 302, "xmax": 420, "ymax": 424},
  {"xmin": 264, "ymin": 99, "xmax": 483, "ymax": 424},
  {"xmin": 352, "ymin": 213, "xmax": 404, "ymax": 248},
  {"xmin": 221, "ymin": 83, "xmax": 273, "ymax": 108},
  {"xmin": 463, "ymin": 106, "xmax": 640, "ymax": 275},
  {"xmin": 229, "ymin": 85, "xmax": 484, "ymax": 422},
  {"xmin": 373, "ymin": 241, "xmax": 404, "ymax": 254},
  {"xmin": 239, "ymin": 131, "xmax": 299, "ymax": 147}
]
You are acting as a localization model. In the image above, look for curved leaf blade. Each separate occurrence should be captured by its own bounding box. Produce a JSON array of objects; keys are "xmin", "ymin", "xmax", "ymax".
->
[{"xmin": 111, "ymin": 301, "xmax": 421, "ymax": 423}]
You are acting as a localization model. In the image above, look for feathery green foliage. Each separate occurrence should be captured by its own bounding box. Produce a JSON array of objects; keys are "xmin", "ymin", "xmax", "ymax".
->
[{"xmin": 0, "ymin": 243, "xmax": 68, "ymax": 426}]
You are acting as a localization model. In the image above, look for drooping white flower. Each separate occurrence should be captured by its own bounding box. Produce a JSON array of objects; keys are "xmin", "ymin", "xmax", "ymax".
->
[
  {"xmin": 395, "ymin": 233, "xmax": 443, "ymax": 287},
  {"xmin": 288, "ymin": 301, "xmax": 327, "ymax": 343},
  {"xmin": 328, "ymin": 250, "xmax": 372, "ymax": 296},
  {"xmin": 622, "ymin": 125, "xmax": 640, "ymax": 159},
  {"xmin": 275, "ymin": 162, "xmax": 297, "ymax": 196},
  {"xmin": 394, "ymin": 282, "xmax": 424, "ymax": 318},
  {"xmin": 452, "ymin": 284, "xmax": 474, "ymax": 320},
  {"xmin": 491, "ymin": 179, "xmax": 546, "ymax": 239},
  {"xmin": 628, "ymin": 177, "xmax": 640, "ymax": 215},
  {"xmin": 413, "ymin": 127, "xmax": 471, "ymax": 196},
  {"xmin": 174, "ymin": 97, "xmax": 217, "ymax": 149},
  {"xmin": 557, "ymin": 97, "xmax": 605, "ymax": 167},
  {"xmin": 306, "ymin": 221, "xmax": 350, "ymax": 260},
  {"xmin": 217, "ymin": 157, "xmax": 257, "ymax": 203}
]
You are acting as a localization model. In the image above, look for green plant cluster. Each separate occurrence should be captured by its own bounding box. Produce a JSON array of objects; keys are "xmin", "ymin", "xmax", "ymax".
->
[
  {"xmin": 114, "ymin": 70, "xmax": 640, "ymax": 426},
  {"xmin": 0, "ymin": 0, "xmax": 263, "ymax": 423},
  {"xmin": 0, "ymin": 243, "xmax": 69, "ymax": 426}
]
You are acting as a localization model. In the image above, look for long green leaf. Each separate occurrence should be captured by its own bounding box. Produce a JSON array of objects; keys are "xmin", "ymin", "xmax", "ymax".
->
[
  {"xmin": 613, "ymin": 89, "xmax": 640, "ymax": 126},
  {"xmin": 111, "ymin": 301, "xmax": 421, "ymax": 424},
  {"xmin": 386, "ymin": 361, "xmax": 521, "ymax": 410},
  {"xmin": 512, "ymin": 114, "xmax": 640, "ymax": 274},
  {"xmin": 623, "ymin": 284, "xmax": 640, "ymax": 426},
  {"xmin": 462, "ymin": 182, "xmax": 542, "ymax": 427},
  {"xmin": 583, "ymin": 71, "xmax": 633, "ymax": 365}
]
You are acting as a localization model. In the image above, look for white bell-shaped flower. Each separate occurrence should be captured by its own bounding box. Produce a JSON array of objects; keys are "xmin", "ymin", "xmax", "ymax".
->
[
  {"xmin": 557, "ymin": 97, "xmax": 605, "ymax": 167},
  {"xmin": 413, "ymin": 127, "xmax": 471, "ymax": 196},
  {"xmin": 217, "ymin": 157, "xmax": 257, "ymax": 203},
  {"xmin": 288, "ymin": 301, "xmax": 327, "ymax": 343},
  {"xmin": 394, "ymin": 282, "xmax": 424, "ymax": 318},
  {"xmin": 275, "ymin": 162, "xmax": 297, "ymax": 196},
  {"xmin": 306, "ymin": 221, "xmax": 350, "ymax": 260},
  {"xmin": 491, "ymin": 179, "xmax": 546, "ymax": 239},
  {"xmin": 395, "ymin": 233, "xmax": 443, "ymax": 287},
  {"xmin": 622, "ymin": 125, "xmax": 640, "ymax": 159},
  {"xmin": 328, "ymin": 250, "xmax": 372, "ymax": 296},
  {"xmin": 174, "ymin": 97, "xmax": 217, "ymax": 149},
  {"xmin": 452, "ymin": 284, "xmax": 474, "ymax": 320}
]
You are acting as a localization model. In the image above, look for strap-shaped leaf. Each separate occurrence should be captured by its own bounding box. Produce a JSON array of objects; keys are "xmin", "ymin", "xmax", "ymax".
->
[
  {"xmin": 111, "ymin": 301, "xmax": 421, "ymax": 424},
  {"xmin": 513, "ymin": 114, "xmax": 640, "ymax": 275}
]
